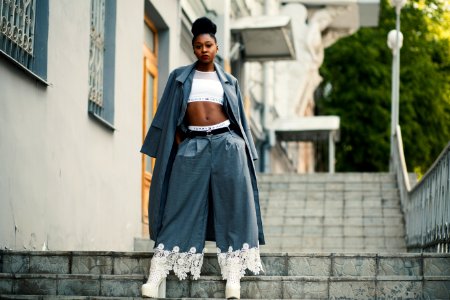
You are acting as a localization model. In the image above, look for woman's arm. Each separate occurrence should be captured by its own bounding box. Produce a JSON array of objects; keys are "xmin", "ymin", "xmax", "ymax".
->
[{"xmin": 174, "ymin": 127, "xmax": 186, "ymax": 145}]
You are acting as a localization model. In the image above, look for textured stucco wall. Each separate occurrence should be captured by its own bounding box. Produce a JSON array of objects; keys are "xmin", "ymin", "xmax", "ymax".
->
[{"xmin": 0, "ymin": 0, "xmax": 143, "ymax": 251}]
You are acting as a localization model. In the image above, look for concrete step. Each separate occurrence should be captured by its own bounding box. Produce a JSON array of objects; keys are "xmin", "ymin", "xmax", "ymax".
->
[
  {"xmin": 259, "ymin": 184, "xmax": 399, "ymax": 193},
  {"xmin": 12, "ymin": 296, "xmax": 398, "ymax": 300},
  {"xmin": 2, "ymin": 273, "xmax": 450, "ymax": 299},
  {"xmin": 258, "ymin": 192, "xmax": 401, "ymax": 201},
  {"xmin": 261, "ymin": 208, "xmax": 403, "ymax": 218},
  {"xmin": 264, "ymin": 225, "xmax": 405, "ymax": 237},
  {"xmin": 1, "ymin": 251, "xmax": 450, "ymax": 299},
  {"xmin": 257, "ymin": 173, "xmax": 397, "ymax": 183},
  {"xmin": 0, "ymin": 298, "xmax": 299, "ymax": 300},
  {"xmin": 260, "ymin": 197, "xmax": 401, "ymax": 208},
  {"xmin": 263, "ymin": 226, "xmax": 405, "ymax": 236},
  {"xmin": 262, "ymin": 216, "xmax": 404, "ymax": 225},
  {"xmin": 3, "ymin": 251, "xmax": 450, "ymax": 277},
  {"xmin": 0, "ymin": 297, "xmax": 306, "ymax": 300},
  {"xmin": 262, "ymin": 228, "xmax": 405, "ymax": 238}
]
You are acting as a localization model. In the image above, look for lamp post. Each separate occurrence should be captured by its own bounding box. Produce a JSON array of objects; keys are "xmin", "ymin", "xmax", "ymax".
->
[{"xmin": 387, "ymin": 0, "xmax": 406, "ymax": 171}]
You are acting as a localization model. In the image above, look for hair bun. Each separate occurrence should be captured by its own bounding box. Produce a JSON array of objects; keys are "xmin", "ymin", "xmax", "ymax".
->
[{"xmin": 191, "ymin": 17, "xmax": 217, "ymax": 37}]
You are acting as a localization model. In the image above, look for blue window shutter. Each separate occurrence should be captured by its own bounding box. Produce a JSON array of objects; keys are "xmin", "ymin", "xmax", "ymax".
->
[
  {"xmin": 101, "ymin": 0, "xmax": 116, "ymax": 127},
  {"xmin": 88, "ymin": 0, "xmax": 116, "ymax": 130}
]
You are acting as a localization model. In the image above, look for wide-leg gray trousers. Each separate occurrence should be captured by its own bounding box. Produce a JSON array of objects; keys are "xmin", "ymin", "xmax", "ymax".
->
[
  {"xmin": 152, "ymin": 130, "xmax": 263, "ymax": 280},
  {"xmin": 152, "ymin": 130, "xmax": 263, "ymax": 279}
]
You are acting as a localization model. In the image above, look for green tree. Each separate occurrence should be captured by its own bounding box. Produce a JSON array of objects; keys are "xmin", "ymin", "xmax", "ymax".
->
[{"xmin": 316, "ymin": 0, "xmax": 450, "ymax": 173}]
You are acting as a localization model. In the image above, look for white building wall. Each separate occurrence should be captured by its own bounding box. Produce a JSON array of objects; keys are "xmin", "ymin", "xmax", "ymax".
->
[
  {"xmin": 0, "ymin": 0, "xmax": 143, "ymax": 251},
  {"xmin": 150, "ymin": 0, "xmax": 182, "ymax": 71}
]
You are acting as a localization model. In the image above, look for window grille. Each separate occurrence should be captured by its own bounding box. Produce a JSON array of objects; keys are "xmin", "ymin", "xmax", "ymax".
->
[
  {"xmin": 0, "ymin": 0, "xmax": 35, "ymax": 61},
  {"xmin": 88, "ymin": 0, "xmax": 105, "ymax": 114},
  {"xmin": 88, "ymin": 0, "xmax": 116, "ymax": 129},
  {"xmin": 0, "ymin": 0, "xmax": 48, "ymax": 82}
]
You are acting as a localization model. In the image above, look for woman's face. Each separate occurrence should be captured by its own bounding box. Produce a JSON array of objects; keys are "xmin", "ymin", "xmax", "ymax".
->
[{"xmin": 193, "ymin": 34, "xmax": 218, "ymax": 65}]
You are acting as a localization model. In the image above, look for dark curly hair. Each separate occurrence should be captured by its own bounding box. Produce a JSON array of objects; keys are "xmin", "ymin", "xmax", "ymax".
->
[{"xmin": 191, "ymin": 17, "xmax": 217, "ymax": 45}]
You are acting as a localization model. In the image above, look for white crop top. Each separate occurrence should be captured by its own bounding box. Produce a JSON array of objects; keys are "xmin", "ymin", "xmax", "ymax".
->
[{"xmin": 188, "ymin": 70, "xmax": 224, "ymax": 105}]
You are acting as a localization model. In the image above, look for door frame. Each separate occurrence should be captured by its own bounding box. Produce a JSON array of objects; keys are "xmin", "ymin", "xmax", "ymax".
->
[{"xmin": 141, "ymin": 16, "xmax": 158, "ymax": 235}]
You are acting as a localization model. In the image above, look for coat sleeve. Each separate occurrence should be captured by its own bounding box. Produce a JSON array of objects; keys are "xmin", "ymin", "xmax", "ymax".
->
[
  {"xmin": 140, "ymin": 71, "xmax": 177, "ymax": 158},
  {"xmin": 235, "ymin": 79, "xmax": 259, "ymax": 161}
]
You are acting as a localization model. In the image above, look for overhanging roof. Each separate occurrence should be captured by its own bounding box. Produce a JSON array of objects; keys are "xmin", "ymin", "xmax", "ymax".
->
[
  {"xmin": 231, "ymin": 15, "xmax": 296, "ymax": 61},
  {"xmin": 282, "ymin": 0, "xmax": 380, "ymax": 27},
  {"xmin": 271, "ymin": 116, "xmax": 340, "ymax": 141}
]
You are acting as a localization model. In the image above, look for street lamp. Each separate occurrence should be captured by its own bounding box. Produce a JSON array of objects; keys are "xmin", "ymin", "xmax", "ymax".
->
[{"xmin": 387, "ymin": 0, "xmax": 406, "ymax": 171}]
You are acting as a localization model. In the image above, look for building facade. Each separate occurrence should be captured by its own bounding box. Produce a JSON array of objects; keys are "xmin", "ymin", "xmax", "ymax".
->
[{"xmin": 0, "ymin": 0, "xmax": 378, "ymax": 251}]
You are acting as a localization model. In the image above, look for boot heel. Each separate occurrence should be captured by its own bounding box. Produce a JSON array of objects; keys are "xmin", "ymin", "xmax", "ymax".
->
[
  {"xmin": 159, "ymin": 277, "xmax": 166, "ymax": 298},
  {"xmin": 225, "ymin": 284, "xmax": 240, "ymax": 299},
  {"xmin": 141, "ymin": 277, "xmax": 166, "ymax": 298}
]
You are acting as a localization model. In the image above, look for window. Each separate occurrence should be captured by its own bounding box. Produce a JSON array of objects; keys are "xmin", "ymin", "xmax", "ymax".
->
[
  {"xmin": 88, "ymin": 0, "xmax": 116, "ymax": 129},
  {"xmin": 0, "ymin": 0, "xmax": 49, "ymax": 83}
]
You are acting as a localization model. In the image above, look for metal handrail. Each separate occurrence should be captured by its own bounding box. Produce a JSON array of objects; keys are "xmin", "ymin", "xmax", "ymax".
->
[{"xmin": 393, "ymin": 125, "xmax": 450, "ymax": 252}]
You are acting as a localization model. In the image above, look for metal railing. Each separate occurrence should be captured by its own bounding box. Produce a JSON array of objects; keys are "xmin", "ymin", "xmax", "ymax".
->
[{"xmin": 392, "ymin": 125, "xmax": 450, "ymax": 252}]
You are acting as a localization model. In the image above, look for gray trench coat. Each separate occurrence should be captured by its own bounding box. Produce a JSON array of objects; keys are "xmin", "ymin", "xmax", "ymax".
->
[{"xmin": 140, "ymin": 62, "xmax": 265, "ymax": 246}]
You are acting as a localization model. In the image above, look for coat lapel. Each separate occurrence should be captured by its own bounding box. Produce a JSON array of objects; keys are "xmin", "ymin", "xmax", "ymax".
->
[
  {"xmin": 214, "ymin": 63, "xmax": 240, "ymax": 122},
  {"xmin": 175, "ymin": 63, "xmax": 196, "ymax": 126},
  {"xmin": 176, "ymin": 63, "xmax": 196, "ymax": 102}
]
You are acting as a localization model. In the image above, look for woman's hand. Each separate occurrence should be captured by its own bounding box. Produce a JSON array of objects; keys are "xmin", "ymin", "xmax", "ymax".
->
[{"xmin": 175, "ymin": 128, "xmax": 185, "ymax": 146}]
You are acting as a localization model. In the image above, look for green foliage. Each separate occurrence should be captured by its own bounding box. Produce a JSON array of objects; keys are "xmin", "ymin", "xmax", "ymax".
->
[{"xmin": 316, "ymin": 0, "xmax": 450, "ymax": 172}]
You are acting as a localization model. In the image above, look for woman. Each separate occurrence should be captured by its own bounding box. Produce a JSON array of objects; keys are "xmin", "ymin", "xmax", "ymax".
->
[{"xmin": 140, "ymin": 17, "xmax": 265, "ymax": 299}]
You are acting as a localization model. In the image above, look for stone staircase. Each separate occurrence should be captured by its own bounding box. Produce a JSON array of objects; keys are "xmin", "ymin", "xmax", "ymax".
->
[
  {"xmin": 1, "ymin": 250, "xmax": 450, "ymax": 299},
  {"xmin": 2, "ymin": 172, "xmax": 450, "ymax": 299},
  {"xmin": 258, "ymin": 173, "xmax": 407, "ymax": 253}
]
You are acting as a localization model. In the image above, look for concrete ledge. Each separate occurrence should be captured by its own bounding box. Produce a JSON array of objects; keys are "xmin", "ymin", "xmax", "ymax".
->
[
  {"xmin": 3, "ymin": 251, "xmax": 449, "ymax": 277},
  {"xmin": 2, "ymin": 273, "xmax": 449, "ymax": 298}
]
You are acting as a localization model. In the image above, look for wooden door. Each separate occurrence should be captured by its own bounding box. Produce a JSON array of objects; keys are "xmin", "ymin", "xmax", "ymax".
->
[{"xmin": 142, "ymin": 16, "xmax": 158, "ymax": 236}]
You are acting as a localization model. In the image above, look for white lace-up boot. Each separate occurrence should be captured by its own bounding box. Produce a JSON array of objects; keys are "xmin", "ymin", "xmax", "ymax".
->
[
  {"xmin": 142, "ymin": 256, "xmax": 167, "ymax": 298},
  {"xmin": 225, "ymin": 256, "xmax": 242, "ymax": 299}
]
